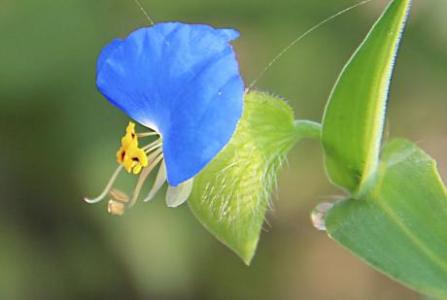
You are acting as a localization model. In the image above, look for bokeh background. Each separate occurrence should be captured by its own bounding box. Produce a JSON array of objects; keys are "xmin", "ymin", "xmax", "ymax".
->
[{"xmin": 1, "ymin": 0, "xmax": 446, "ymax": 299}]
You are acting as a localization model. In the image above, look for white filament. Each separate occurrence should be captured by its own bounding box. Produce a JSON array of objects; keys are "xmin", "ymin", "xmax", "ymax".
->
[{"xmin": 84, "ymin": 165, "xmax": 124, "ymax": 204}]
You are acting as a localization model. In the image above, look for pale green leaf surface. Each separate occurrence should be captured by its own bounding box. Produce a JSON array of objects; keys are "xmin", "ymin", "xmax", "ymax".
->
[
  {"xmin": 326, "ymin": 139, "xmax": 447, "ymax": 298},
  {"xmin": 189, "ymin": 91, "xmax": 299, "ymax": 265},
  {"xmin": 322, "ymin": 0, "xmax": 411, "ymax": 192}
]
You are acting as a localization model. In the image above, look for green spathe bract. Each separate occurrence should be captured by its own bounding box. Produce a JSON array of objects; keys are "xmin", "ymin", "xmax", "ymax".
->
[{"xmin": 189, "ymin": 91, "xmax": 308, "ymax": 265}]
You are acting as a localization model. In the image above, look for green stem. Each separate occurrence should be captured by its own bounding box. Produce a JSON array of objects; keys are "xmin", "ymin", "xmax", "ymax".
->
[{"xmin": 294, "ymin": 120, "xmax": 322, "ymax": 140}]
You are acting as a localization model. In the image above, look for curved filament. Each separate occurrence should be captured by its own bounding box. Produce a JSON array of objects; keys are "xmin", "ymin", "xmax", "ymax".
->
[{"xmin": 84, "ymin": 165, "xmax": 124, "ymax": 204}]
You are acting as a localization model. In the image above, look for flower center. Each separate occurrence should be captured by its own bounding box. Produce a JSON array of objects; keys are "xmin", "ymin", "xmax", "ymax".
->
[
  {"xmin": 84, "ymin": 122, "xmax": 166, "ymax": 215},
  {"xmin": 116, "ymin": 122, "xmax": 148, "ymax": 174}
]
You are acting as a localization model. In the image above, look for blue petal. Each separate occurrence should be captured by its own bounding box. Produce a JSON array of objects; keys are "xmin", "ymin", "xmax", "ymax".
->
[
  {"xmin": 96, "ymin": 22, "xmax": 244, "ymax": 186},
  {"xmin": 97, "ymin": 39, "xmax": 121, "ymax": 74}
]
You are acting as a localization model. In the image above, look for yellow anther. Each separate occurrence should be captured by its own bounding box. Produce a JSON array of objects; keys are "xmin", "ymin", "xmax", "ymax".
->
[
  {"xmin": 116, "ymin": 122, "xmax": 148, "ymax": 174},
  {"xmin": 107, "ymin": 199, "xmax": 126, "ymax": 216},
  {"xmin": 121, "ymin": 122, "xmax": 137, "ymax": 147},
  {"xmin": 110, "ymin": 188, "xmax": 130, "ymax": 203}
]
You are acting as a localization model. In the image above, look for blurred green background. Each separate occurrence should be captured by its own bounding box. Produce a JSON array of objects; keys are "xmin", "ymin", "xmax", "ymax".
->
[{"xmin": 1, "ymin": 0, "xmax": 446, "ymax": 299}]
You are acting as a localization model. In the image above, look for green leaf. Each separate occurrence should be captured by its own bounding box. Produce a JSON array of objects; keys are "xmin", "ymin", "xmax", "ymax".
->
[
  {"xmin": 325, "ymin": 139, "xmax": 447, "ymax": 298},
  {"xmin": 322, "ymin": 0, "xmax": 411, "ymax": 193},
  {"xmin": 189, "ymin": 91, "xmax": 299, "ymax": 265}
]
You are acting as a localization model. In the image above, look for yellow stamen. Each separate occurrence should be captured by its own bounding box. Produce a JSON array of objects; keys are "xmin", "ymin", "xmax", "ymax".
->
[
  {"xmin": 116, "ymin": 122, "xmax": 149, "ymax": 174},
  {"xmin": 84, "ymin": 122, "xmax": 165, "ymax": 215}
]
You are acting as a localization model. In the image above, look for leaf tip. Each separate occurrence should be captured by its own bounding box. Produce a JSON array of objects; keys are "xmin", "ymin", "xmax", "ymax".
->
[{"xmin": 236, "ymin": 239, "xmax": 258, "ymax": 266}]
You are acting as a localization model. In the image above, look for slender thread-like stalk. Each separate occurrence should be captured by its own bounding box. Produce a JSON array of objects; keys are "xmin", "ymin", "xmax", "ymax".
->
[
  {"xmin": 84, "ymin": 165, "xmax": 124, "ymax": 203},
  {"xmin": 128, "ymin": 150, "xmax": 164, "ymax": 208}
]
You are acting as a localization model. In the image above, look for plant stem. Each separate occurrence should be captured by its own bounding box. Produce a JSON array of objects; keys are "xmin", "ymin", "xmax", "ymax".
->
[{"xmin": 294, "ymin": 120, "xmax": 322, "ymax": 140}]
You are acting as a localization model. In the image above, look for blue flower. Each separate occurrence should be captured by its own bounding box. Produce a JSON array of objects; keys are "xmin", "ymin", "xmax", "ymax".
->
[
  {"xmin": 85, "ymin": 22, "xmax": 244, "ymax": 213},
  {"xmin": 97, "ymin": 22, "xmax": 244, "ymax": 185}
]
